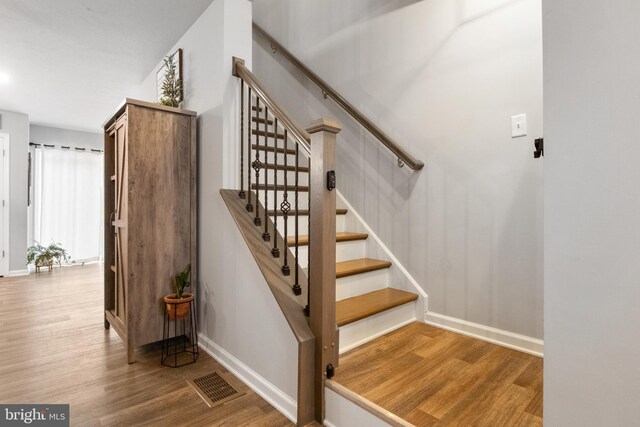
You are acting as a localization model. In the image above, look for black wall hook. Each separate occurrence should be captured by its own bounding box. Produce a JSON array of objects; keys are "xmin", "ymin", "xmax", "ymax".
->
[{"xmin": 534, "ymin": 138, "xmax": 544, "ymax": 158}]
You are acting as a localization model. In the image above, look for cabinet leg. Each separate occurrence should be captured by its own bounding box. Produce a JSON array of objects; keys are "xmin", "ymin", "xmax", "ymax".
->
[
  {"xmin": 104, "ymin": 317, "xmax": 111, "ymax": 329},
  {"xmin": 127, "ymin": 344, "xmax": 135, "ymax": 364}
]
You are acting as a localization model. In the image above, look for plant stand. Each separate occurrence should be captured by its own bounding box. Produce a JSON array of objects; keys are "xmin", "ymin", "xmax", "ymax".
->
[
  {"xmin": 35, "ymin": 262, "xmax": 53, "ymax": 273},
  {"xmin": 161, "ymin": 298, "xmax": 199, "ymax": 368}
]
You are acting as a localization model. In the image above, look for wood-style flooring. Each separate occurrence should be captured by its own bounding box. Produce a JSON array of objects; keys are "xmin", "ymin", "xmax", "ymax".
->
[
  {"xmin": 0, "ymin": 264, "xmax": 292, "ymax": 426},
  {"xmin": 334, "ymin": 322, "xmax": 543, "ymax": 426}
]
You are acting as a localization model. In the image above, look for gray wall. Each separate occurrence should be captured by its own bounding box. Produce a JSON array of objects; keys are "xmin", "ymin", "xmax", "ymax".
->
[
  {"xmin": 543, "ymin": 0, "xmax": 640, "ymax": 424},
  {"xmin": 252, "ymin": 0, "xmax": 544, "ymax": 339},
  {"xmin": 137, "ymin": 0, "xmax": 299, "ymax": 414},
  {"xmin": 0, "ymin": 110, "xmax": 29, "ymax": 272},
  {"xmin": 30, "ymin": 125, "xmax": 103, "ymax": 150}
]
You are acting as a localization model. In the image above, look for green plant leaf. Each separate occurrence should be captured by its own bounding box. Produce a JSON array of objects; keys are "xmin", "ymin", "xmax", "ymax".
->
[
  {"xmin": 27, "ymin": 241, "xmax": 69, "ymax": 267},
  {"xmin": 174, "ymin": 263, "xmax": 191, "ymax": 298},
  {"xmin": 159, "ymin": 51, "xmax": 183, "ymax": 108}
]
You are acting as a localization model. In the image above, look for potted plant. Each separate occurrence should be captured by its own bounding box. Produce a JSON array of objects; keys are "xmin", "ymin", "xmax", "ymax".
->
[
  {"xmin": 164, "ymin": 264, "xmax": 193, "ymax": 320},
  {"xmin": 27, "ymin": 242, "xmax": 70, "ymax": 273},
  {"xmin": 159, "ymin": 51, "xmax": 183, "ymax": 108}
]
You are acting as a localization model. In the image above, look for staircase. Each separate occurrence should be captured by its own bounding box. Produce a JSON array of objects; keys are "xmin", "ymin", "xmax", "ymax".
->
[
  {"xmin": 226, "ymin": 57, "xmax": 423, "ymax": 426},
  {"xmin": 249, "ymin": 101, "xmax": 418, "ymax": 354}
]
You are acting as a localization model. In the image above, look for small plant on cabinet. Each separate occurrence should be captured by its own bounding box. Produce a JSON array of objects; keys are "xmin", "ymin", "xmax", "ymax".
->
[{"xmin": 159, "ymin": 51, "xmax": 183, "ymax": 108}]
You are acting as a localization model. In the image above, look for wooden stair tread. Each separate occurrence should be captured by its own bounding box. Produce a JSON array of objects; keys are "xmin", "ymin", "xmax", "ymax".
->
[
  {"xmin": 288, "ymin": 232, "xmax": 367, "ymax": 246},
  {"xmin": 252, "ymin": 129, "xmax": 286, "ymax": 139},
  {"xmin": 260, "ymin": 163, "xmax": 309, "ymax": 173},
  {"xmin": 251, "ymin": 144, "xmax": 295, "ymax": 155},
  {"xmin": 336, "ymin": 258, "xmax": 391, "ymax": 278},
  {"xmin": 267, "ymin": 208, "xmax": 347, "ymax": 216},
  {"xmin": 336, "ymin": 288, "xmax": 418, "ymax": 327},
  {"xmin": 251, "ymin": 183, "xmax": 309, "ymax": 192},
  {"xmin": 252, "ymin": 117, "xmax": 274, "ymax": 125}
]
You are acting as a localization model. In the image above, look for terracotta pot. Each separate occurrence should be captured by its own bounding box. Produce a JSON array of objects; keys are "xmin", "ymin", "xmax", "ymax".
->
[{"xmin": 164, "ymin": 292, "xmax": 194, "ymax": 320}]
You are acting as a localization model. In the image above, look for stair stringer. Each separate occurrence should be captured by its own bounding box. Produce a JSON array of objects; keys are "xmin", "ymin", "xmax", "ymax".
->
[{"xmin": 220, "ymin": 189, "xmax": 314, "ymax": 426}]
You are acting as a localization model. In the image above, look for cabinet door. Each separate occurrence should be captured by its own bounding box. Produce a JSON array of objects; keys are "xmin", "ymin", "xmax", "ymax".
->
[{"xmin": 114, "ymin": 114, "xmax": 128, "ymax": 327}]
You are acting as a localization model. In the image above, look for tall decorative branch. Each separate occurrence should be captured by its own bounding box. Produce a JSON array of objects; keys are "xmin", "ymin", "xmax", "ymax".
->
[{"xmin": 159, "ymin": 51, "xmax": 183, "ymax": 108}]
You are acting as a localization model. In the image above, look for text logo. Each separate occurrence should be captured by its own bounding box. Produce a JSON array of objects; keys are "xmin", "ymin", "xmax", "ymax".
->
[{"xmin": 0, "ymin": 405, "xmax": 69, "ymax": 426}]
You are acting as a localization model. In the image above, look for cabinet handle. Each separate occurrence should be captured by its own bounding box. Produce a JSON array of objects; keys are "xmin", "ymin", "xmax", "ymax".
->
[{"xmin": 110, "ymin": 211, "xmax": 117, "ymax": 235}]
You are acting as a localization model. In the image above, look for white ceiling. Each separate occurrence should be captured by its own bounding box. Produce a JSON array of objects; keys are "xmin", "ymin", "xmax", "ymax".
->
[{"xmin": 0, "ymin": 0, "xmax": 214, "ymax": 132}]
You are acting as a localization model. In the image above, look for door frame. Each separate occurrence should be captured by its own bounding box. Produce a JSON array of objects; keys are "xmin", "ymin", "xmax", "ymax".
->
[{"xmin": 0, "ymin": 133, "xmax": 9, "ymax": 276}]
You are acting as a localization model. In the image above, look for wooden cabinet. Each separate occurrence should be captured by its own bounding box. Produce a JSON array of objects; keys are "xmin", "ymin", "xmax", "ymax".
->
[{"xmin": 103, "ymin": 99, "xmax": 197, "ymax": 363}]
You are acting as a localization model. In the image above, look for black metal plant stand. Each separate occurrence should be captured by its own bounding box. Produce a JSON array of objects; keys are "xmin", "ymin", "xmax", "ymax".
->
[{"xmin": 161, "ymin": 298, "xmax": 199, "ymax": 368}]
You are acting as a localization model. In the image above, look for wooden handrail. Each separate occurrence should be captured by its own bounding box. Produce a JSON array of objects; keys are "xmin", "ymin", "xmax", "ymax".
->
[
  {"xmin": 233, "ymin": 59, "xmax": 341, "ymax": 422},
  {"xmin": 233, "ymin": 57, "xmax": 311, "ymax": 155},
  {"xmin": 253, "ymin": 23, "xmax": 425, "ymax": 171}
]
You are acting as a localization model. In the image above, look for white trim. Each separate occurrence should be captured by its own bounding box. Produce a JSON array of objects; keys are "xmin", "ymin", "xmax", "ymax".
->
[
  {"xmin": 6, "ymin": 269, "xmax": 29, "ymax": 277},
  {"xmin": 340, "ymin": 317, "xmax": 416, "ymax": 354},
  {"xmin": 425, "ymin": 311, "xmax": 544, "ymax": 357},
  {"xmin": 336, "ymin": 190, "xmax": 427, "ymax": 300},
  {"xmin": 0, "ymin": 133, "xmax": 9, "ymax": 277},
  {"xmin": 70, "ymin": 257, "xmax": 101, "ymax": 264},
  {"xmin": 197, "ymin": 333, "xmax": 297, "ymax": 423},
  {"xmin": 325, "ymin": 386, "xmax": 399, "ymax": 427}
]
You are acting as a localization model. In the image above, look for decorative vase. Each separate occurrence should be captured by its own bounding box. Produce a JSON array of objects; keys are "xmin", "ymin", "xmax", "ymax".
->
[{"xmin": 163, "ymin": 292, "xmax": 194, "ymax": 320}]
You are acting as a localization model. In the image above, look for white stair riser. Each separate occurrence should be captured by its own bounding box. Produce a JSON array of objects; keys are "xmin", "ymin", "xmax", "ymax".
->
[
  {"xmin": 336, "ymin": 269, "xmax": 389, "ymax": 301},
  {"xmin": 274, "ymin": 215, "xmax": 346, "ymax": 237},
  {"xmin": 248, "ymin": 122, "xmax": 276, "ymax": 133},
  {"xmin": 250, "ymin": 150, "xmax": 306, "ymax": 166},
  {"xmin": 295, "ymin": 240, "xmax": 366, "ymax": 266},
  {"xmin": 338, "ymin": 302, "xmax": 417, "ymax": 354},
  {"xmin": 249, "ymin": 130, "xmax": 298, "ymax": 153},
  {"xmin": 253, "ymin": 169, "xmax": 307, "ymax": 188},
  {"xmin": 269, "ymin": 169, "xmax": 309, "ymax": 187}
]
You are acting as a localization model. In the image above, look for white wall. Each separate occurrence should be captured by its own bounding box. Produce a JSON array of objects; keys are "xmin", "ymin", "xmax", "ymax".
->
[
  {"xmin": 543, "ymin": 0, "xmax": 640, "ymax": 424},
  {"xmin": 0, "ymin": 109, "xmax": 28, "ymax": 273},
  {"xmin": 137, "ymin": 0, "xmax": 299, "ymax": 418},
  {"xmin": 252, "ymin": 0, "xmax": 544, "ymax": 339},
  {"xmin": 30, "ymin": 125, "xmax": 103, "ymax": 151}
]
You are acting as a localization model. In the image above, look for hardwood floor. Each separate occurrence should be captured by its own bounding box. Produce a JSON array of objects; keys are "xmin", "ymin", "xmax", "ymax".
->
[
  {"xmin": 333, "ymin": 322, "xmax": 543, "ymax": 427},
  {"xmin": 0, "ymin": 264, "xmax": 293, "ymax": 426}
]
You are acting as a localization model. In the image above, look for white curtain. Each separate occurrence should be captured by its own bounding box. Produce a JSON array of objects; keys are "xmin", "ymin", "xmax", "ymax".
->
[{"xmin": 33, "ymin": 149, "xmax": 103, "ymax": 263}]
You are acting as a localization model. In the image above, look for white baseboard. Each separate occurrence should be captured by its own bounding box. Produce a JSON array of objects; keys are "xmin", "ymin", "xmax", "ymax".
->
[
  {"xmin": 340, "ymin": 306, "xmax": 416, "ymax": 354},
  {"xmin": 6, "ymin": 269, "xmax": 29, "ymax": 277},
  {"xmin": 197, "ymin": 333, "xmax": 297, "ymax": 423},
  {"xmin": 325, "ymin": 386, "xmax": 397, "ymax": 427},
  {"xmin": 425, "ymin": 312, "xmax": 544, "ymax": 357}
]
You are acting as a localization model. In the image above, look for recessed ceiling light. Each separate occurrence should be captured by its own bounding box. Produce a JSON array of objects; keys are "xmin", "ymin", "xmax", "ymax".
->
[{"xmin": 0, "ymin": 72, "xmax": 10, "ymax": 84}]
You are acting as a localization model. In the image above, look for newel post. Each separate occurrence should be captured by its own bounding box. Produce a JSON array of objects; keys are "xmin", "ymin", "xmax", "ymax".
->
[{"xmin": 307, "ymin": 118, "xmax": 341, "ymax": 422}]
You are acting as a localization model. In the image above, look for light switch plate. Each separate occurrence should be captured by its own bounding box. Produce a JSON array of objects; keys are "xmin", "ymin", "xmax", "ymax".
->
[{"xmin": 511, "ymin": 114, "xmax": 527, "ymax": 138}]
